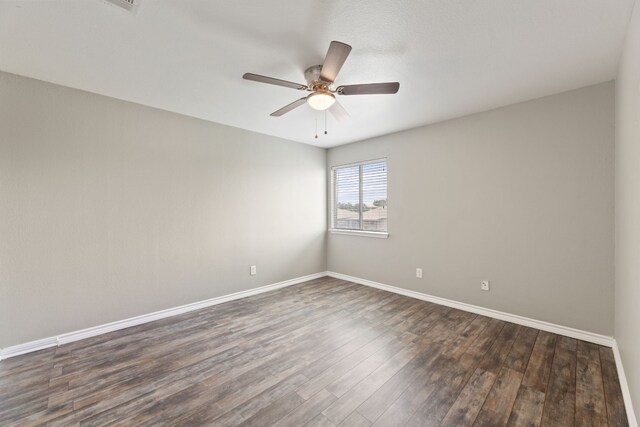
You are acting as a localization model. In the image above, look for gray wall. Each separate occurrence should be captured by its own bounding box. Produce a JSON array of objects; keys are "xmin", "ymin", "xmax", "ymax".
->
[
  {"xmin": 0, "ymin": 71, "xmax": 327, "ymax": 348},
  {"xmin": 328, "ymin": 82, "xmax": 615, "ymax": 336},
  {"xmin": 615, "ymin": 1, "xmax": 640, "ymax": 417},
  {"xmin": 0, "ymin": 69, "xmax": 618, "ymax": 353}
]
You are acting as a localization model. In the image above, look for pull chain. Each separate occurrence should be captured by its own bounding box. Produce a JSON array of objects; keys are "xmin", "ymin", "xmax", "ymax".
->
[
  {"xmin": 314, "ymin": 115, "xmax": 318, "ymax": 139},
  {"xmin": 324, "ymin": 110, "xmax": 328, "ymax": 135}
]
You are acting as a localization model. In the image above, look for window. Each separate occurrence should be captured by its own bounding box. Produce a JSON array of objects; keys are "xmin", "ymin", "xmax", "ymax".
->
[{"xmin": 331, "ymin": 159, "xmax": 387, "ymax": 236}]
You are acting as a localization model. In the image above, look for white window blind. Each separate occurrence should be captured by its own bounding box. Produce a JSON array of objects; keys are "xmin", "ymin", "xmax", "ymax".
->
[{"xmin": 332, "ymin": 159, "xmax": 387, "ymax": 232}]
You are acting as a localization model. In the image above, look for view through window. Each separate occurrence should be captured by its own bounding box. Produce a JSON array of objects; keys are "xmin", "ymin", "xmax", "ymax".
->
[{"xmin": 333, "ymin": 160, "xmax": 387, "ymax": 232}]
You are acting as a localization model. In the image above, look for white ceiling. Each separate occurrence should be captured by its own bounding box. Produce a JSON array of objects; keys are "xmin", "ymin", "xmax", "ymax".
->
[{"xmin": 0, "ymin": 0, "xmax": 635, "ymax": 147}]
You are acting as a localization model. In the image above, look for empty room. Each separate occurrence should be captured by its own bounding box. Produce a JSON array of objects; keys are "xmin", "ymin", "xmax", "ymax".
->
[{"xmin": 1, "ymin": 0, "xmax": 639, "ymax": 426}]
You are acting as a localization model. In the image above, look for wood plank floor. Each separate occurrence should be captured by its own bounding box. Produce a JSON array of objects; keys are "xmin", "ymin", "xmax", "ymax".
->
[{"xmin": 0, "ymin": 277, "xmax": 629, "ymax": 426}]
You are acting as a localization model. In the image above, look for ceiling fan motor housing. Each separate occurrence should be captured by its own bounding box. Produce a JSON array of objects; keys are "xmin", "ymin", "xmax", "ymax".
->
[
  {"xmin": 305, "ymin": 65, "xmax": 332, "ymax": 88},
  {"xmin": 303, "ymin": 66, "xmax": 335, "ymax": 110}
]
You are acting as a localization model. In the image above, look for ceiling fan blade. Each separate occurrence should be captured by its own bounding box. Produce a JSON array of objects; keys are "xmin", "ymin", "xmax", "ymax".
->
[
  {"xmin": 337, "ymin": 82, "xmax": 400, "ymax": 95},
  {"xmin": 320, "ymin": 41, "xmax": 352, "ymax": 82},
  {"xmin": 243, "ymin": 73, "xmax": 308, "ymax": 90},
  {"xmin": 329, "ymin": 100, "xmax": 350, "ymax": 122},
  {"xmin": 270, "ymin": 97, "xmax": 307, "ymax": 117}
]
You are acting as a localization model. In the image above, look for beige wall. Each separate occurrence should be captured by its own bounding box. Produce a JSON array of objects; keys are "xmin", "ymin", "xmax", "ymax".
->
[
  {"xmin": 0, "ymin": 71, "xmax": 327, "ymax": 348},
  {"xmin": 328, "ymin": 82, "xmax": 615, "ymax": 336},
  {"xmin": 615, "ymin": 1, "xmax": 640, "ymax": 418}
]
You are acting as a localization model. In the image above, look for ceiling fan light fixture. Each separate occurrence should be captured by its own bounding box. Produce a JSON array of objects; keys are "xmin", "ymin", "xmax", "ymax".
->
[
  {"xmin": 243, "ymin": 41, "xmax": 399, "ymax": 120},
  {"xmin": 307, "ymin": 91, "xmax": 336, "ymax": 111}
]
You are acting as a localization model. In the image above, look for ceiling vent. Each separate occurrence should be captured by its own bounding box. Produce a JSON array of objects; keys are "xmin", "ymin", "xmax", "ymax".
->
[{"xmin": 102, "ymin": 0, "xmax": 139, "ymax": 13}]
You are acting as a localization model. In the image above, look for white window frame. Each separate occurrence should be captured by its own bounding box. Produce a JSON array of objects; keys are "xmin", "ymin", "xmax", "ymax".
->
[{"xmin": 329, "ymin": 158, "xmax": 389, "ymax": 238}]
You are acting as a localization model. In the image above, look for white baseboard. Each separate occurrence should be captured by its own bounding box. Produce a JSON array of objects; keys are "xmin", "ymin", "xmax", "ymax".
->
[
  {"xmin": 612, "ymin": 341, "xmax": 638, "ymax": 427},
  {"xmin": 1, "ymin": 270, "xmax": 635, "ymax": 424},
  {"xmin": 0, "ymin": 271, "xmax": 328, "ymax": 361},
  {"xmin": 328, "ymin": 272, "xmax": 639, "ymax": 424},
  {"xmin": 0, "ymin": 336, "xmax": 59, "ymax": 362},
  {"xmin": 327, "ymin": 271, "xmax": 614, "ymax": 347}
]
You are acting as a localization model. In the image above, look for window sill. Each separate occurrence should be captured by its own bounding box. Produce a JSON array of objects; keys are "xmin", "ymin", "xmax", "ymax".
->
[{"xmin": 328, "ymin": 229, "xmax": 389, "ymax": 239}]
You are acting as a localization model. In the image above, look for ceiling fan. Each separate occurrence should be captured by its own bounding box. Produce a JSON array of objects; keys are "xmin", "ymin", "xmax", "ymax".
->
[{"xmin": 243, "ymin": 41, "xmax": 400, "ymax": 121}]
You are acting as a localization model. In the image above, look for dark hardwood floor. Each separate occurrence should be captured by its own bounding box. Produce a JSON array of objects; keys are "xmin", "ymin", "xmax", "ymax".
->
[{"xmin": 0, "ymin": 277, "xmax": 629, "ymax": 426}]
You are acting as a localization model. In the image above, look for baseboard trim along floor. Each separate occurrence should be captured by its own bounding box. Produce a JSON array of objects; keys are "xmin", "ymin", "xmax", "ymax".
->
[
  {"xmin": 0, "ymin": 271, "xmax": 616, "ymax": 354},
  {"xmin": 0, "ymin": 271, "xmax": 327, "ymax": 360},
  {"xmin": 613, "ymin": 340, "xmax": 639, "ymax": 426},
  {"xmin": 326, "ymin": 271, "xmax": 636, "ymax": 426},
  {"xmin": 326, "ymin": 272, "xmax": 613, "ymax": 346},
  {"xmin": 1, "ymin": 271, "xmax": 635, "ymax": 426}
]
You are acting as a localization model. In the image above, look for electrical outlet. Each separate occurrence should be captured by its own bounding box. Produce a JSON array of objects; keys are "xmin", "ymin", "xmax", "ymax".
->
[
  {"xmin": 481, "ymin": 280, "xmax": 490, "ymax": 291},
  {"xmin": 416, "ymin": 268, "xmax": 423, "ymax": 279},
  {"xmin": 250, "ymin": 265, "xmax": 257, "ymax": 276}
]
